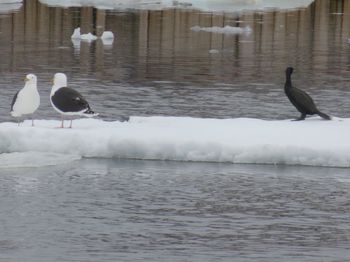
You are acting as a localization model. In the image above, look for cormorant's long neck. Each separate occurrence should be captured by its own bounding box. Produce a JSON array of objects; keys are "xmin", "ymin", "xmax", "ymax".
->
[{"xmin": 285, "ymin": 73, "xmax": 292, "ymax": 89}]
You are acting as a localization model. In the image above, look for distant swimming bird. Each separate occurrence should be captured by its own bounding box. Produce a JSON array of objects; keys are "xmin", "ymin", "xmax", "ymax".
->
[
  {"xmin": 11, "ymin": 74, "xmax": 40, "ymax": 126},
  {"xmin": 284, "ymin": 67, "xmax": 331, "ymax": 121},
  {"xmin": 50, "ymin": 73, "xmax": 98, "ymax": 128}
]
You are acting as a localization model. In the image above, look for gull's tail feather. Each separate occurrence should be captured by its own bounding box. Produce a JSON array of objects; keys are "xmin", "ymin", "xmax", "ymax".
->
[{"xmin": 83, "ymin": 108, "xmax": 99, "ymax": 118}]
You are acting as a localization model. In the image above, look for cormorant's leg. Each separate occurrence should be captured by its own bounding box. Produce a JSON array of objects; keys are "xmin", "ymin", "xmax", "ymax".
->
[
  {"xmin": 69, "ymin": 120, "xmax": 73, "ymax": 129},
  {"xmin": 293, "ymin": 113, "xmax": 306, "ymax": 121}
]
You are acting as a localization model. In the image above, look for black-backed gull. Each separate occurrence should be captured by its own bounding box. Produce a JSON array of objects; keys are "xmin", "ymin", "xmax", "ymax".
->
[{"xmin": 50, "ymin": 73, "xmax": 98, "ymax": 128}]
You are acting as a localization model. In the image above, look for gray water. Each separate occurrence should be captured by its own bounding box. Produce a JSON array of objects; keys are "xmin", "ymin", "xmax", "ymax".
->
[
  {"xmin": 1, "ymin": 159, "xmax": 350, "ymax": 261},
  {"xmin": 1, "ymin": 0, "xmax": 350, "ymax": 261}
]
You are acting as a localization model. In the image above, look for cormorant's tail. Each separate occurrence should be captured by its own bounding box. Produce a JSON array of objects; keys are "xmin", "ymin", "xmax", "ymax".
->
[{"xmin": 317, "ymin": 111, "xmax": 331, "ymax": 120}]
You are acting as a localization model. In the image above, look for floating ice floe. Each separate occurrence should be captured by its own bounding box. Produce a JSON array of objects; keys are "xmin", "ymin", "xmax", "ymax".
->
[
  {"xmin": 0, "ymin": 0, "xmax": 22, "ymax": 14},
  {"xmin": 209, "ymin": 49, "xmax": 219, "ymax": 54},
  {"xmin": 71, "ymin": 27, "xmax": 81, "ymax": 39},
  {"xmin": 71, "ymin": 27, "xmax": 114, "ymax": 46},
  {"xmin": 0, "ymin": 0, "xmax": 22, "ymax": 3},
  {"xmin": 39, "ymin": 0, "xmax": 315, "ymax": 12},
  {"xmin": 101, "ymin": 31, "xmax": 114, "ymax": 39},
  {"xmin": 80, "ymin": 32, "xmax": 98, "ymax": 42},
  {"xmin": 71, "ymin": 27, "xmax": 82, "ymax": 51},
  {"xmin": 0, "ymin": 116, "xmax": 350, "ymax": 168},
  {"xmin": 101, "ymin": 31, "xmax": 114, "ymax": 45},
  {"xmin": 71, "ymin": 27, "xmax": 98, "ymax": 42},
  {"xmin": 191, "ymin": 25, "xmax": 252, "ymax": 35}
]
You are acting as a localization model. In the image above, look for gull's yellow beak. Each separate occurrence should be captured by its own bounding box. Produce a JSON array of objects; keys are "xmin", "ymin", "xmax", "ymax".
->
[
  {"xmin": 24, "ymin": 76, "xmax": 29, "ymax": 82},
  {"xmin": 51, "ymin": 78, "xmax": 54, "ymax": 85}
]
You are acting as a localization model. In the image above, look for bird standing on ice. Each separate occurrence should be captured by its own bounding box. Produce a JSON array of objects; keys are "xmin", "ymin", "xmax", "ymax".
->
[
  {"xmin": 11, "ymin": 74, "xmax": 40, "ymax": 126},
  {"xmin": 50, "ymin": 73, "xmax": 98, "ymax": 128},
  {"xmin": 284, "ymin": 67, "xmax": 331, "ymax": 121}
]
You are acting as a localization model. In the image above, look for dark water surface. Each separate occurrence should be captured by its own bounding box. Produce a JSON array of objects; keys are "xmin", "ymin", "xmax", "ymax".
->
[
  {"xmin": 1, "ymin": 0, "xmax": 350, "ymax": 261},
  {"xmin": 1, "ymin": 159, "xmax": 350, "ymax": 261}
]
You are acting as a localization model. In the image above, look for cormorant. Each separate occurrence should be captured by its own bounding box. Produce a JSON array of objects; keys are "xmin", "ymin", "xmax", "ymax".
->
[{"xmin": 284, "ymin": 67, "xmax": 330, "ymax": 120}]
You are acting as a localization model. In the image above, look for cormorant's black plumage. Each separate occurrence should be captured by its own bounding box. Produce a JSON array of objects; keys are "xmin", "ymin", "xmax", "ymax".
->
[{"xmin": 284, "ymin": 67, "xmax": 330, "ymax": 120}]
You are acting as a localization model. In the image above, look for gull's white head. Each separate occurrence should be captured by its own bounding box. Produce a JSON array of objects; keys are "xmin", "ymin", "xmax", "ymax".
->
[
  {"xmin": 25, "ymin": 74, "xmax": 37, "ymax": 85},
  {"xmin": 53, "ymin": 73, "xmax": 67, "ymax": 87}
]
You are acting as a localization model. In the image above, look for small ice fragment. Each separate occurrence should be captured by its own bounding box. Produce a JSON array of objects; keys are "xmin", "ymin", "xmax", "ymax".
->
[
  {"xmin": 209, "ymin": 49, "xmax": 219, "ymax": 54},
  {"xmin": 190, "ymin": 26, "xmax": 201, "ymax": 32},
  {"xmin": 101, "ymin": 31, "xmax": 114, "ymax": 39},
  {"xmin": 71, "ymin": 27, "xmax": 81, "ymax": 39},
  {"xmin": 101, "ymin": 38, "xmax": 114, "ymax": 46},
  {"xmin": 191, "ymin": 25, "xmax": 252, "ymax": 35},
  {"xmin": 80, "ymin": 32, "xmax": 98, "ymax": 42},
  {"xmin": 101, "ymin": 31, "xmax": 115, "ymax": 45}
]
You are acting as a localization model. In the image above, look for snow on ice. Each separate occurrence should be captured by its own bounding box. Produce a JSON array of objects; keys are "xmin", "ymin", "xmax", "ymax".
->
[
  {"xmin": 0, "ymin": 116, "xmax": 349, "ymax": 168},
  {"xmin": 0, "ymin": 0, "xmax": 22, "ymax": 14},
  {"xmin": 0, "ymin": 152, "xmax": 81, "ymax": 168},
  {"xmin": 38, "ymin": 0, "xmax": 315, "ymax": 12}
]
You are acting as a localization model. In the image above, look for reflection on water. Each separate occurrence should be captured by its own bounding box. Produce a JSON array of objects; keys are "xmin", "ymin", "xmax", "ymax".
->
[{"xmin": 0, "ymin": 0, "xmax": 349, "ymax": 121}]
